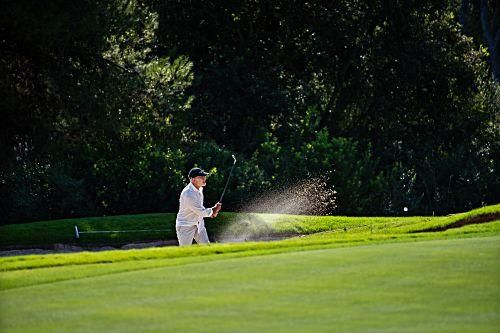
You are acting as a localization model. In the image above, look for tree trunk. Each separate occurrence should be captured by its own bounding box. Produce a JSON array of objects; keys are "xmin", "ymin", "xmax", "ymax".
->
[{"xmin": 480, "ymin": 0, "xmax": 500, "ymax": 82}]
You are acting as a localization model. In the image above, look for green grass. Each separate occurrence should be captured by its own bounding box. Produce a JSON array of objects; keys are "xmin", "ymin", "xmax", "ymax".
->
[
  {"xmin": 0, "ymin": 205, "xmax": 499, "ymax": 332},
  {"xmin": 0, "ymin": 204, "xmax": 498, "ymax": 277},
  {"xmin": 1, "ymin": 214, "xmax": 499, "ymax": 289},
  {"xmin": 1, "ymin": 203, "xmax": 499, "ymax": 247},
  {"xmin": 0, "ymin": 213, "xmax": 178, "ymax": 247},
  {"xmin": 1, "ymin": 236, "xmax": 499, "ymax": 332}
]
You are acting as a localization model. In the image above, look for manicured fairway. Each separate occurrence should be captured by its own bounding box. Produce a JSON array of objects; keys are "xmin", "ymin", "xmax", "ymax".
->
[{"xmin": 1, "ymin": 236, "xmax": 499, "ymax": 333}]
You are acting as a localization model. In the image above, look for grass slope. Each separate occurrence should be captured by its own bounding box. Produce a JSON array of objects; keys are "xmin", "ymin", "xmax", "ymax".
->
[
  {"xmin": 1, "ymin": 236, "xmax": 499, "ymax": 333},
  {"xmin": 1, "ymin": 217, "xmax": 499, "ymax": 290},
  {"xmin": 1, "ymin": 204, "xmax": 499, "ymax": 247},
  {"xmin": 0, "ymin": 213, "xmax": 178, "ymax": 247}
]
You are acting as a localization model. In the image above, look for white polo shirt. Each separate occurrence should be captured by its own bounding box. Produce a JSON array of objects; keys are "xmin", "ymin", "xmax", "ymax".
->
[{"xmin": 176, "ymin": 183, "xmax": 213, "ymax": 227}]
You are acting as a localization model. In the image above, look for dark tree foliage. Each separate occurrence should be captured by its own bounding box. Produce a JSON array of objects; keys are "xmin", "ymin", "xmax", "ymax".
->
[
  {"xmin": 152, "ymin": 0, "xmax": 498, "ymax": 214},
  {"xmin": 459, "ymin": 0, "xmax": 499, "ymax": 81},
  {"xmin": 0, "ymin": 0, "xmax": 498, "ymax": 224},
  {"xmin": 0, "ymin": 0, "xmax": 192, "ymax": 223}
]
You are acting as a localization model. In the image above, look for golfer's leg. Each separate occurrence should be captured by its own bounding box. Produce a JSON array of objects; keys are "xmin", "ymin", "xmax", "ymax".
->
[
  {"xmin": 194, "ymin": 222, "xmax": 210, "ymax": 245},
  {"xmin": 176, "ymin": 226, "xmax": 197, "ymax": 246}
]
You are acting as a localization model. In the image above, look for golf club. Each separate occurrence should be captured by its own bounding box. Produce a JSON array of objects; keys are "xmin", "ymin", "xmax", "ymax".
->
[{"xmin": 219, "ymin": 154, "xmax": 237, "ymax": 203}]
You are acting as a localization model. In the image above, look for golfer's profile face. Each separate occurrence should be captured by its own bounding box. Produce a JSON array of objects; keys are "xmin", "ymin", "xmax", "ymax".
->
[{"xmin": 192, "ymin": 176, "xmax": 207, "ymax": 187}]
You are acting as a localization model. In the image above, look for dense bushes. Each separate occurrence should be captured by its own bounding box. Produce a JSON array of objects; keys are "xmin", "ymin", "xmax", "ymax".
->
[{"xmin": 0, "ymin": 0, "xmax": 498, "ymax": 223}]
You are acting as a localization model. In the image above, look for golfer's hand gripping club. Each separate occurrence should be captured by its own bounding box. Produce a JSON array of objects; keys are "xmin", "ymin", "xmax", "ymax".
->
[{"xmin": 211, "ymin": 202, "xmax": 222, "ymax": 218}]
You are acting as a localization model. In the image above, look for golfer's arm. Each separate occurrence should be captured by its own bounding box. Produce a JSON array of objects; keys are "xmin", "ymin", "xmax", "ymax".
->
[{"xmin": 186, "ymin": 194, "xmax": 213, "ymax": 218}]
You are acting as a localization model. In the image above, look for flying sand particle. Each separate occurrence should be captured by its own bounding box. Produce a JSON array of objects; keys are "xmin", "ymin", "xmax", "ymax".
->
[{"xmin": 218, "ymin": 177, "xmax": 337, "ymax": 242}]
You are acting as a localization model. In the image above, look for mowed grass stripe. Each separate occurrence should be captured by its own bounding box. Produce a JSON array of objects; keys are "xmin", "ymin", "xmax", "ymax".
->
[
  {"xmin": 1, "ymin": 218, "xmax": 499, "ymax": 275},
  {"xmin": 3, "ymin": 223, "xmax": 499, "ymax": 291},
  {"xmin": 0, "ymin": 236, "xmax": 499, "ymax": 333}
]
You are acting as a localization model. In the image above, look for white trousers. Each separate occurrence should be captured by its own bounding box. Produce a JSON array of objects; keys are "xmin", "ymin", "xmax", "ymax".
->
[{"xmin": 176, "ymin": 222, "xmax": 210, "ymax": 246}]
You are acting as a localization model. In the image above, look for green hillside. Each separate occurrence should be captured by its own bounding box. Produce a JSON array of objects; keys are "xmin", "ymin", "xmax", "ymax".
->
[{"xmin": 1, "ymin": 204, "xmax": 498, "ymax": 248}]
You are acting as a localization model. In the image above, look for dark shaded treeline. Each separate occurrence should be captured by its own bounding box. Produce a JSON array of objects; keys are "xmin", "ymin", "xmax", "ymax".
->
[{"xmin": 0, "ymin": 0, "xmax": 498, "ymax": 224}]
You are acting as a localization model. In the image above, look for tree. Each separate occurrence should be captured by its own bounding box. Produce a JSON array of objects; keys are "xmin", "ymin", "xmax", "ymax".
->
[
  {"xmin": 0, "ymin": 0, "xmax": 193, "ymax": 223},
  {"xmin": 459, "ymin": 0, "xmax": 500, "ymax": 81}
]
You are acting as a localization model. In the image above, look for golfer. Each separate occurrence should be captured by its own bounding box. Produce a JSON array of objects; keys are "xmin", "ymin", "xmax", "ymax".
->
[{"xmin": 176, "ymin": 167, "xmax": 222, "ymax": 246}]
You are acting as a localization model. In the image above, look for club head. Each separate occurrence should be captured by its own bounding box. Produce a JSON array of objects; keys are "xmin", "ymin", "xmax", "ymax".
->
[{"xmin": 232, "ymin": 154, "xmax": 237, "ymax": 164}]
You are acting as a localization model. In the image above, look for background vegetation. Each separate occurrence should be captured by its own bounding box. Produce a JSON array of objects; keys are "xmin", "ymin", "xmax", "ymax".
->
[{"xmin": 1, "ymin": 0, "xmax": 498, "ymax": 224}]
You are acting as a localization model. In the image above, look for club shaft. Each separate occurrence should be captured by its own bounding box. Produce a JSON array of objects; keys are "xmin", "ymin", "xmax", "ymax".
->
[{"xmin": 219, "ymin": 163, "xmax": 235, "ymax": 202}]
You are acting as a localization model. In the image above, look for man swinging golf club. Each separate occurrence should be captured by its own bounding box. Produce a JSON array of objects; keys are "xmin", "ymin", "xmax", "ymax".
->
[{"xmin": 175, "ymin": 167, "xmax": 222, "ymax": 246}]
